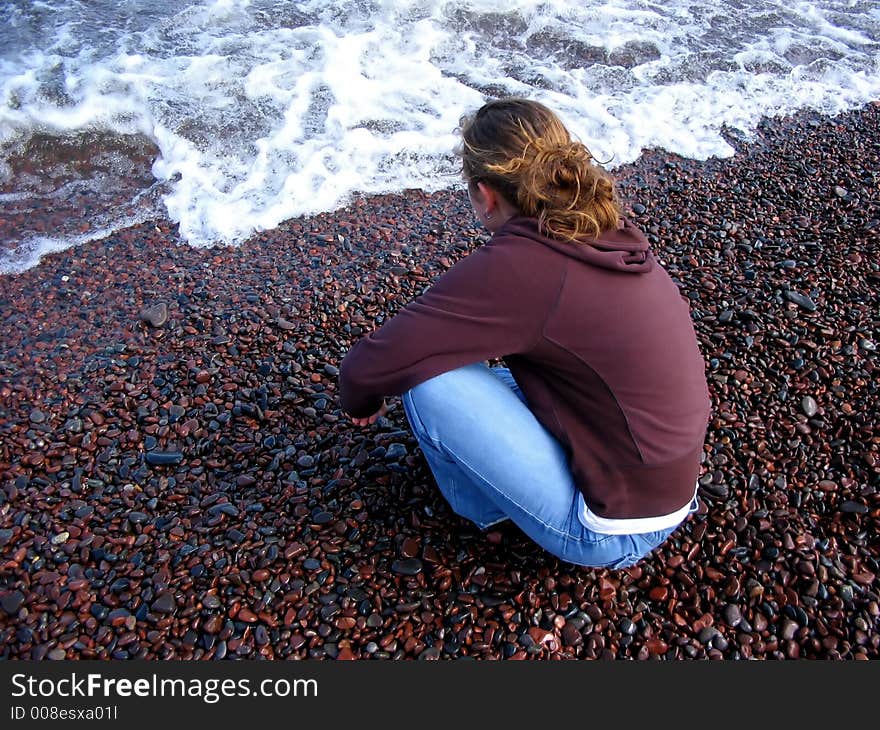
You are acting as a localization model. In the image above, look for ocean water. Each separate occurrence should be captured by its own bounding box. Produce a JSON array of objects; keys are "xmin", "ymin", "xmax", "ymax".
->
[{"xmin": 1, "ymin": 0, "xmax": 878, "ymax": 273}]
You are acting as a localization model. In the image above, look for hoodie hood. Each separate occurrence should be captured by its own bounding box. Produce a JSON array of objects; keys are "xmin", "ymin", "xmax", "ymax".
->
[{"xmin": 496, "ymin": 216, "xmax": 654, "ymax": 274}]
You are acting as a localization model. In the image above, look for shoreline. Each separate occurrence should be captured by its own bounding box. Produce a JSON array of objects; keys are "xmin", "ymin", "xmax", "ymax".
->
[{"xmin": 0, "ymin": 103, "xmax": 877, "ymax": 659}]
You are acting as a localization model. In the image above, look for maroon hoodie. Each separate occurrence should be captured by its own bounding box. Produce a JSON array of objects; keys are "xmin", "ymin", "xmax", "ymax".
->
[{"xmin": 339, "ymin": 216, "xmax": 711, "ymax": 519}]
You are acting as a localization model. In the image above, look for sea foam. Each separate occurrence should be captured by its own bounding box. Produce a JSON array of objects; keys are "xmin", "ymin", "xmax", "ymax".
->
[{"xmin": 1, "ymin": 0, "xmax": 878, "ymax": 271}]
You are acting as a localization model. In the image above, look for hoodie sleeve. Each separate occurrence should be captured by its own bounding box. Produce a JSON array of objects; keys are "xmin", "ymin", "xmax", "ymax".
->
[{"xmin": 339, "ymin": 239, "xmax": 548, "ymax": 418}]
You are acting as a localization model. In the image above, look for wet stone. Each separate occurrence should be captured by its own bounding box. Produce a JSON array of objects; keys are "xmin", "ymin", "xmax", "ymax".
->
[
  {"xmin": 1, "ymin": 591, "xmax": 26, "ymax": 615},
  {"xmin": 151, "ymin": 592, "xmax": 177, "ymax": 615},
  {"xmin": 284, "ymin": 542, "xmax": 307, "ymax": 559},
  {"xmin": 140, "ymin": 302, "xmax": 168, "ymax": 327},
  {"xmin": 110, "ymin": 578, "xmax": 131, "ymax": 593},
  {"xmin": 801, "ymin": 396, "xmax": 818, "ymax": 418},
  {"xmin": 237, "ymin": 607, "xmax": 258, "ymax": 623},
  {"xmin": 619, "ymin": 618, "xmax": 637, "ymax": 636},
  {"xmin": 839, "ymin": 501, "xmax": 868, "ymax": 514},
  {"xmin": 145, "ymin": 451, "xmax": 184, "ymax": 466},
  {"xmin": 700, "ymin": 483, "xmax": 729, "ymax": 500},
  {"xmin": 208, "ymin": 503, "xmax": 239, "ymax": 518},
  {"xmin": 562, "ymin": 622, "xmax": 583, "ymax": 647},
  {"xmin": 698, "ymin": 627, "xmax": 720, "ymax": 644},
  {"xmin": 400, "ymin": 537, "xmax": 420, "ymax": 558},
  {"xmin": 107, "ymin": 608, "xmax": 131, "ymax": 624},
  {"xmin": 385, "ymin": 443, "xmax": 408, "ymax": 460},
  {"xmin": 784, "ymin": 290, "xmax": 817, "ymax": 312},
  {"xmin": 786, "ymin": 605, "xmax": 810, "ymax": 626},
  {"xmin": 226, "ymin": 529, "xmax": 246, "ymax": 544},
  {"xmin": 722, "ymin": 604, "xmax": 743, "ymax": 628},
  {"xmin": 391, "ymin": 558, "xmax": 423, "ymax": 576}
]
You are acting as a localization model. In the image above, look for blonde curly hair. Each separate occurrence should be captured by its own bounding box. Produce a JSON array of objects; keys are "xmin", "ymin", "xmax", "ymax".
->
[{"xmin": 457, "ymin": 98, "xmax": 620, "ymax": 241}]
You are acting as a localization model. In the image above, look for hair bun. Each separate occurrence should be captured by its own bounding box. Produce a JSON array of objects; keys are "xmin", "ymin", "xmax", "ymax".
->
[
  {"xmin": 532, "ymin": 140, "xmax": 592, "ymax": 188},
  {"xmin": 531, "ymin": 138, "xmax": 589, "ymax": 163}
]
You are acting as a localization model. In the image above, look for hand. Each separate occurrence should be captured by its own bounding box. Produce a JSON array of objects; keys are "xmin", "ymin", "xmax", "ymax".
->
[{"xmin": 350, "ymin": 400, "xmax": 388, "ymax": 427}]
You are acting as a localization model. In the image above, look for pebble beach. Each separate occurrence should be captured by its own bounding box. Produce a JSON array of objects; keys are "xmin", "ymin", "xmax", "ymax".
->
[{"xmin": 0, "ymin": 103, "xmax": 878, "ymax": 660}]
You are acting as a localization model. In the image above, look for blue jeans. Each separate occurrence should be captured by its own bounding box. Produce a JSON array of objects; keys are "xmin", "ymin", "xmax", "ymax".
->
[{"xmin": 402, "ymin": 363, "xmax": 685, "ymax": 568}]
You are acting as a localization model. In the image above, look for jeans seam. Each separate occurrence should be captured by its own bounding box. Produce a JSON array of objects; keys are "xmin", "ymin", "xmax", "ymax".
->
[
  {"xmin": 423, "ymin": 443, "xmax": 507, "ymax": 529},
  {"xmin": 436, "ymin": 441, "xmax": 573, "ymax": 539},
  {"xmin": 402, "ymin": 392, "xmax": 436, "ymax": 447}
]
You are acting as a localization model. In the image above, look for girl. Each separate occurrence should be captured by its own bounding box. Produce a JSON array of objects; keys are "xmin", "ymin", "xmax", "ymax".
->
[{"xmin": 339, "ymin": 98, "xmax": 711, "ymax": 568}]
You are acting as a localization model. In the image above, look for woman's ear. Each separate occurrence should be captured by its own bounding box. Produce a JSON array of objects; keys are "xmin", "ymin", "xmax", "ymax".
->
[{"xmin": 475, "ymin": 181, "xmax": 497, "ymax": 215}]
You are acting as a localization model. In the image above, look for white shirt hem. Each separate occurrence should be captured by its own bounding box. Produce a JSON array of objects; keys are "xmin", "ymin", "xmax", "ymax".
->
[{"xmin": 578, "ymin": 482, "xmax": 699, "ymax": 535}]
